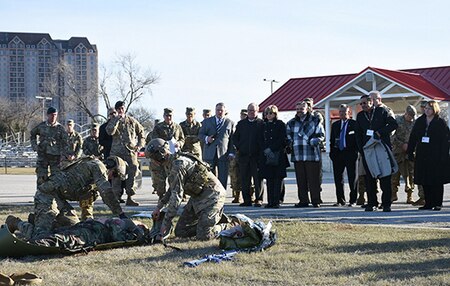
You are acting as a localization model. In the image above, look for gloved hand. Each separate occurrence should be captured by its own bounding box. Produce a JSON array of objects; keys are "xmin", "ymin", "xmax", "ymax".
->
[{"xmin": 309, "ymin": 138, "xmax": 320, "ymax": 146}]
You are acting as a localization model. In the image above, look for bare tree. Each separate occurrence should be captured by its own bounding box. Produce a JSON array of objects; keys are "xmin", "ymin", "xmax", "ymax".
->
[
  {"xmin": 0, "ymin": 97, "xmax": 40, "ymax": 144},
  {"xmin": 128, "ymin": 106, "xmax": 157, "ymax": 131},
  {"xmin": 99, "ymin": 65, "xmax": 113, "ymax": 111},
  {"xmin": 107, "ymin": 53, "xmax": 160, "ymax": 112},
  {"xmin": 56, "ymin": 61, "xmax": 98, "ymax": 120}
]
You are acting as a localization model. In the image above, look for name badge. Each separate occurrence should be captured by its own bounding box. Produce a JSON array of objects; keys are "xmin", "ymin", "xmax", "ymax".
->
[
  {"xmin": 421, "ymin": 137, "xmax": 430, "ymax": 143},
  {"xmin": 366, "ymin": 130, "xmax": 374, "ymax": 137}
]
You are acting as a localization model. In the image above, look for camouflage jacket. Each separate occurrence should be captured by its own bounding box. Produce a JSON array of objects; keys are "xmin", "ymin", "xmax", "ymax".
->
[
  {"xmin": 106, "ymin": 115, "xmax": 145, "ymax": 156},
  {"xmin": 150, "ymin": 121, "xmax": 185, "ymax": 149},
  {"xmin": 30, "ymin": 121, "xmax": 69, "ymax": 156},
  {"xmin": 67, "ymin": 131, "xmax": 83, "ymax": 159},
  {"xmin": 33, "ymin": 219, "xmax": 141, "ymax": 249},
  {"xmin": 40, "ymin": 157, "xmax": 122, "ymax": 215},
  {"xmin": 83, "ymin": 136, "xmax": 103, "ymax": 158},
  {"xmin": 157, "ymin": 153, "xmax": 225, "ymax": 229},
  {"xmin": 179, "ymin": 120, "xmax": 202, "ymax": 156},
  {"xmin": 391, "ymin": 115, "xmax": 415, "ymax": 159}
]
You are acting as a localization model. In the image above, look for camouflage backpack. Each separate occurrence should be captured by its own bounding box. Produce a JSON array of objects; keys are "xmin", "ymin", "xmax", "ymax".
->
[{"xmin": 218, "ymin": 214, "xmax": 277, "ymax": 252}]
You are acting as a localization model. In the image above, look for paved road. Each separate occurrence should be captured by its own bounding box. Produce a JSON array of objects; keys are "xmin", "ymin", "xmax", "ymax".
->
[{"xmin": 1, "ymin": 172, "xmax": 449, "ymax": 229}]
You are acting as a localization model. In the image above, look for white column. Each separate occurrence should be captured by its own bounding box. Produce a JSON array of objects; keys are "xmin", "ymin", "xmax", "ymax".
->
[
  {"xmin": 351, "ymin": 104, "xmax": 357, "ymax": 119},
  {"xmin": 325, "ymin": 101, "xmax": 331, "ymax": 153}
]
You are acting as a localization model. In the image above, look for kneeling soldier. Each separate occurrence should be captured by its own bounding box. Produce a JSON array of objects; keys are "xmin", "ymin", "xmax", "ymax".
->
[
  {"xmin": 29, "ymin": 156, "xmax": 127, "ymax": 238},
  {"xmin": 147, "ymin": 138, "xmax": 226, "ymax": 240}
]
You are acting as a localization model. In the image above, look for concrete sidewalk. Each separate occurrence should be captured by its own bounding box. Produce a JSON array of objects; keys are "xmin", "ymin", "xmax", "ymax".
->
[{"xmin": 0, "ymin": 172, "xmax": 449, "ymax": 229}]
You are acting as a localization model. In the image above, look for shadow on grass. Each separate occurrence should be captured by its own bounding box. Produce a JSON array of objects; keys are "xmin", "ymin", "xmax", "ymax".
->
[
  {"xmin": 332, "ymin": 238, "xmax": 450, "ymax": 254},
  {"xmin": 331, "ymin": 257, "xmax": 450, "ymax": 280}
]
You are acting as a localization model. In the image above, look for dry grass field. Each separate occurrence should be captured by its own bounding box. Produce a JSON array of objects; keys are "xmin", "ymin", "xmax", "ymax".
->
[{"xmin": 0, "ymin": 205, "xmax": 449, "ymax": 285}]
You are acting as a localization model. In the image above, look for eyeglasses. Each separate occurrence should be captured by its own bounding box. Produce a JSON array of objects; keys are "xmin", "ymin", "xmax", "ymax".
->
[
  {"xmin": 267, "ymin": 111, "xmax": 275, "ymax": 115},
  {"xmin": 109, "ymin": 112, "xmax": 116, "ymax": 115}
]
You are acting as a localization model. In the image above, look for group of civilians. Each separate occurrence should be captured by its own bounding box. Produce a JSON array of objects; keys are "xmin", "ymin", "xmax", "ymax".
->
[
  {"xmin": 230, "ymin": 92, "xmax": 449, "ymax": 212},
  {"xmin": 30, "ymin": 93, "xmax": 449, "ymax": 213}
]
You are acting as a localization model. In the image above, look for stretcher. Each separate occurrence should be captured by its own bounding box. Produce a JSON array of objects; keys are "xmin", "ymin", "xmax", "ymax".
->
[{"xmin": 0, "ymin": 225, "xmax": 140, "ymax": 258}]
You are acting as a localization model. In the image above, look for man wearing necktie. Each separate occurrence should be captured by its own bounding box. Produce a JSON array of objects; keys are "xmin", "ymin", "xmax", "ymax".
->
[
  {"xmin": 198, "ymin": 102, "xmax": 235, "ymax": 189},
  {"xmin": 329, "ymin": 104, "xmax": 358, "ymax": 206}
]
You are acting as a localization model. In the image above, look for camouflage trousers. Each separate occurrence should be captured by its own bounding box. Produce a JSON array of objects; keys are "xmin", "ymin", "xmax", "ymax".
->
[
  {"xmin": 112, "ymin": 152, "xmax": 139, "ymax": 197},
  {"xmin": 33, "ymin": 183, "xmax": 96, "ymax": 236},
  {"xmin": 35, "ymin": 154, "xmax": 61, "ymax": 185},
  {"xmin": 174, "ymin": 191, "xmax": 226, "ymax": 240},
  {"xmin": 150, "ymin": 159, "xmax": 168, "ymax": 198},
  {"xmin": 391, "ymin": 159, "xmax": 414, "ymax": 194},
  {"xmin": 229, "ymin": 157, "xmax": 241, "ymax": 199}
]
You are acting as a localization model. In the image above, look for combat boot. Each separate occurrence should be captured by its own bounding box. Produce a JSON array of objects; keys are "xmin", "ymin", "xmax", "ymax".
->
[
  {"xmin": 406, "ymin": 192, "xmax": 414, "ymax": 204},
  {"xmin": 126, "ymin": 196, "xmax": 140, "ymax": 206},
  {"xmin": 5, "ymin": 215, "xmax": 22, "ymax": 233}
]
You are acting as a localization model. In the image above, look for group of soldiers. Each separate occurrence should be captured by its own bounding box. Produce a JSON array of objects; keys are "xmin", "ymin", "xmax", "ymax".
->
[{"xmin": 7, "ymin": 103, "xmax": 233, "ymax": 243}]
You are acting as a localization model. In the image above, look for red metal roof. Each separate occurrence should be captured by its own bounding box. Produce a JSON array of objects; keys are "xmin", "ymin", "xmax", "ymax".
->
[{"xmin": 260, "ymin": 66, "xmax": 450, "ymax": 111}]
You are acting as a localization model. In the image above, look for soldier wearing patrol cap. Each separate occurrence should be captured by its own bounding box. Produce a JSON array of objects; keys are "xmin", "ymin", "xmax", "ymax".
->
[
  {"xmin": 26, "ymin": 156, "xmax": 127, "ymax": 239},
  {"xmin": 83, "ymin": 123, "xmax": 103, "ymax": 158},
  {"xmin": 391, "ymin": 105, "xmax": 417, "ymax": 204},
  {"xmin": 30, "ymin": 107, "xmax": 70, "ymax": 185},
  {"xmin": 106, "ymin": 100, "xmax": 145, "ymax": 206},
  {"xmin": 147, "ymin": 138, "xmax": 227, "ymax": 240},
  {"xmin": 202, "ymin": 109, "xmax": 212, "ymax": 121},
  {"xmin": 148, "ymin": 108, "xmax": 185, "ymax": 199},
  {"xmin": 66, "ymin": 119, "xmax": 83, "ymax": 160},
  {"xmin": 180, "ymin": 107, "xmax": 202, "ymax": 158}
]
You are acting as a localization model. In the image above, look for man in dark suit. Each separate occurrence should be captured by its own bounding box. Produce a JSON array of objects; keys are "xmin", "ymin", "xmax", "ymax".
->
[
  {"xmin": 329, "ymin": 104, "xmax": 358, "ymax": 206},
  {"xmin": 198, "ymin": 102, "xmax": 235, "ymax": 189},
  {"xmin": 355, "ymin": 92, "xmax": 398, "ymax": 212},
  {"xmin": 233, "ymin": 103, "xmax": 264, "ymax": 207}
]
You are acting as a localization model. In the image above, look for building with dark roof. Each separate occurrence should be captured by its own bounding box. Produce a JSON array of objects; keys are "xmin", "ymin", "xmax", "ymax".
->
[
  {"xmin": 260, "ymin": 65, "xmax": 450, "ymax": 152},
  {"xmin": 0, "ymin": 31, "xmax": 98, "ymax": 126}
]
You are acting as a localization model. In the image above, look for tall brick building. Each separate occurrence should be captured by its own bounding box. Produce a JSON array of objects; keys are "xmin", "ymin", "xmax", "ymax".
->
[{"xmin": 0, "ymin": 32, "xmax": 98, "ymax": 126}]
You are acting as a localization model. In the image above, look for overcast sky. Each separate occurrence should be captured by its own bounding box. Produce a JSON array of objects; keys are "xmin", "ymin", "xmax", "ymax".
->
[{"xmin": 2, "ymin": 0, "xmax": 449, "ymax": 122}]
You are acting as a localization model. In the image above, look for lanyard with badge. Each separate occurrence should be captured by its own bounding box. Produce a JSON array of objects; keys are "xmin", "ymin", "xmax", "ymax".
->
[
  {"xmin": 364, "ymin": 109, "xmax": 375, "ymax": 137},
  {"xmin": 422, "ymin": 121, "xmax": 431, "ymax": 144}
]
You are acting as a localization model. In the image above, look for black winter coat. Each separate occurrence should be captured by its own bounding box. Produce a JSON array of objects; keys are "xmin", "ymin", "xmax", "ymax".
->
[
  {"xmin": 407, "ymin": 115, "xmax": 450, "ymax": 185},
  {"xmin": 258, "ymin": 119, "xmax": 289, "ymax": 179}
]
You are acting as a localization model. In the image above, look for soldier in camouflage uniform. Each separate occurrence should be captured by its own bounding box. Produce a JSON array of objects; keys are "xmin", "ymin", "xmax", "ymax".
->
[
  {"xmin": 104, "ymin": 156, "xmax": 129, "ymax": 202},
  {"xmin": 202, "ymin": 109, "xmax": 212, "ymax": 121},
  {"xmin": 66, "ymin": 119, "xmax": 83, "ymax": 160},
  {"xmin": 391, "ymin": 105, "xmax": 417, "ymax": 204},
  {"xmin": 82, "ymin": 123, "xmax": 103, "ymax": 158},
  {"xmin": 106, "ymin": 101, "xmax": 145, "ymax": 206},
  {"xmin": 147, "ymin": 108, "xmax": 185, "ymax": 199},
  {"xmin": 148, "ymin": 139, "xmax": 226, "ymax": 241},
  {"xmin": 179, "ymin": 107, "xmax": 202, "ymax": 158},
  {"xmin": 30, "ymin": 107, "xmax": 69, "ymax": 185},
  {"xmin": 28, "ymin": 156, "xmax": 126, "ymax": 238},
  {"xmin": 6, "ymin": 216, "xmax": 146, "ymax": 248}
]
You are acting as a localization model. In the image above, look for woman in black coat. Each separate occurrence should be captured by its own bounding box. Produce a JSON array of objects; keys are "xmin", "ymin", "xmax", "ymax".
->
[
  {"xmin": 259, "ymin": 105, "xmax": 289, "ymax": 208},
  {"xmin": 407, "ymin": 101, "xmax": 450, "ymax": 211}
]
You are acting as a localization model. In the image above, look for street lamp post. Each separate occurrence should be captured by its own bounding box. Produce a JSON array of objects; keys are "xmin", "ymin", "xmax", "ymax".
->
[
  {"xmin": 35, "ymin": 96, "xmax": 53, "ymax": 121},
  {"xmin": 263, "ymin": 79, "xmax": 279, "ymax": 94}
]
